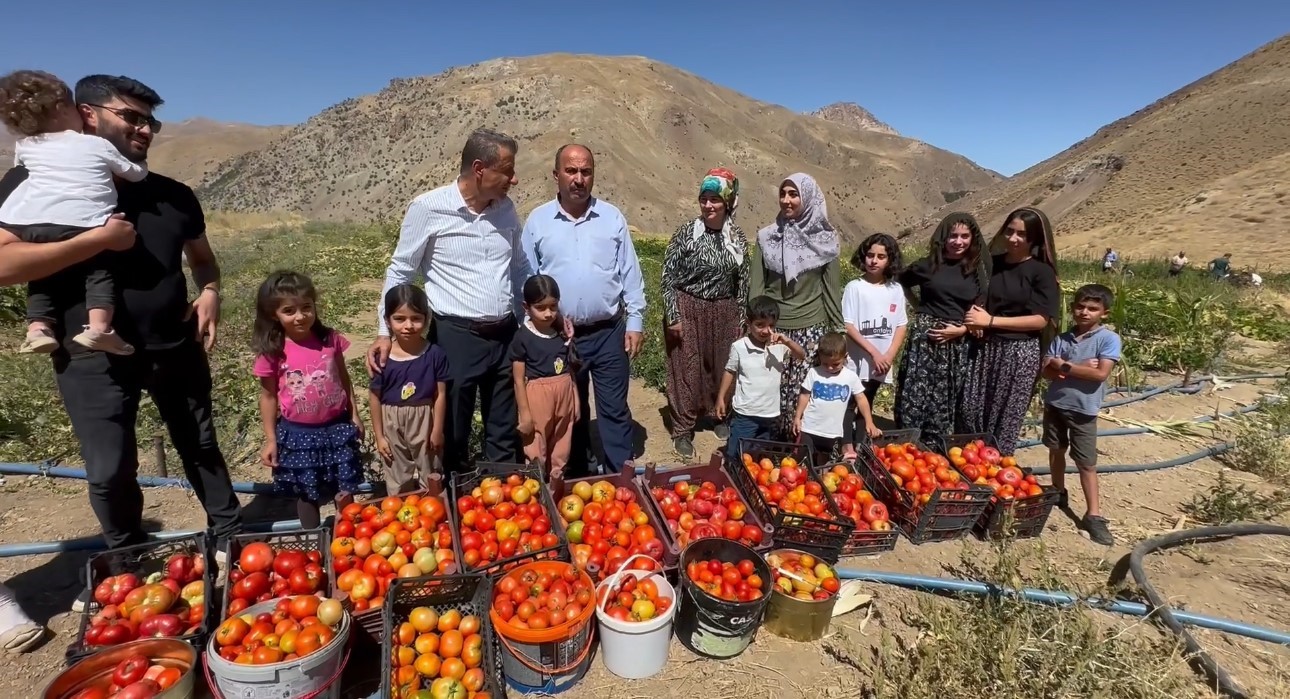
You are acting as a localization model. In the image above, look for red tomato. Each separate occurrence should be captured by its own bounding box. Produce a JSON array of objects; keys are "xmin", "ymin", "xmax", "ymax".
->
[
  {"xmin": 238, "ymin": 542, "xmax": 274, "ymax": 574},
  {"xmin": 112, "ymin": 654, "xmax": 150, "ymax": 687}
]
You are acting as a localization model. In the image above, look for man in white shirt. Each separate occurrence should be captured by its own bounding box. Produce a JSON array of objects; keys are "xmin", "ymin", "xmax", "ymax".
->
[
  {"xmin": 1169, "ymin": 251, "xmax": 1188, "ymax": 277},
  {"xmin": 367, "ymin": 129, "xmax": 531, "ymax": 469}
]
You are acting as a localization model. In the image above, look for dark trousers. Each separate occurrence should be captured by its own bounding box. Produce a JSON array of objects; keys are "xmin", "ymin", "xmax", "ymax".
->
[
  {"xmin": 569, "ymin": 317, "xmax": 634, "ymax": 475},
  {"xmin": 724, "ymin": 412, "xmax": 776, "ymax": 465},
  {"xmin": 433, "ymin": 314, "xmax": 519, "ymax": 469},
  {"xmin": 53, "ymin": 339, "xmax": 243, "ymax": 549},
  {"xmin": 10, "ymin": 222, "xmax": 114, "ymax": 321},
  {"xmin": 842, "ymin": 379, "xmax": 884, "ymax": 446}
]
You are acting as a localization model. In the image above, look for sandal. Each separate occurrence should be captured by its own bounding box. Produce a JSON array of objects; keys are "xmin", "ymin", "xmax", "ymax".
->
[{"xmin": 0, "ymin": 621, "xmax": 45, "ymax": 654}]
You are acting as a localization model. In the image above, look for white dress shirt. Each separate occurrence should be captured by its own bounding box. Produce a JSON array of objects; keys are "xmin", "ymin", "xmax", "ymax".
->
[
  {"xmin": 0, "ymin": 130, "xmax": 148, "ymax": 227},
  {"xmin": 377, "ymin": 181, "xmax": 530, "ymax": 335}
]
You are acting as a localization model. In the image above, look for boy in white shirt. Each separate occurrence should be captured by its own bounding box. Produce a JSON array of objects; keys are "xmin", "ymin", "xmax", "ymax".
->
[
  {"xmin": 716, "ymin": 296, "xmax": 805, "ymax": 464},
  {"xmin": 794, "ymin": 332, "xmax": 881, "ymax": 461},
  {"xmin": 0, "ymin": 70, "xmax": 148, "ymax": 355}
]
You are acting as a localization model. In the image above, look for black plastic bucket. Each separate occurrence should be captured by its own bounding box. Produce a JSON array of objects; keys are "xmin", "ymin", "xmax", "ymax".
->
[{"xmin": 675, "ymin": 538, "xmax": 773, "ymax": 659}]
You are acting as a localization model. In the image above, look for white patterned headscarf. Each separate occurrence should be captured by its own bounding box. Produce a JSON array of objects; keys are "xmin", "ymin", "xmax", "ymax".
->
[{"xmin": 757, "ymin": 173, "xmax": 839, "ymax": 283}]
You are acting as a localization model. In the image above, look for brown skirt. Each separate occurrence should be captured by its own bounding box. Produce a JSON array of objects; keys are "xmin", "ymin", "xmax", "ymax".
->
[{"xmin": 664, "ymin": 291, "xmax": 743, "ymax": 438}]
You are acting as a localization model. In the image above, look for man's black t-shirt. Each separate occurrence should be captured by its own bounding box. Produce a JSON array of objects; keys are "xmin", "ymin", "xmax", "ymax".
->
[{"xmin": 0, "ymin": 166, "xmax": 203, "ymax": 355}]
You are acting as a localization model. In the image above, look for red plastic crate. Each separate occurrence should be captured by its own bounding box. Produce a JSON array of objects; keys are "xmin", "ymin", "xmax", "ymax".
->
[{"xmin": 548, "ymin": 468, "xmax": 674, "ymax": 576}]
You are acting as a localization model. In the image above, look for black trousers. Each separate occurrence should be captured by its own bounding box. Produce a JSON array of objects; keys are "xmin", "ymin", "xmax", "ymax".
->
[
  {"xmin": 53, "ymin": 339, "xmax": 243, "ymax": 549},
  {"xmin": 568, "ymin": 317, "xmax": 634, "ymax": 477},
  {"xmin": 9, "ymin": 222, "xmax": 115, "ymax": 322},
  {"xmin": 841, "ymin": 379, "xmax": 884, "ymax": 446},
  {"xmin": 432, "ymin": 314, "xmax": 520, "ymax": 469}
]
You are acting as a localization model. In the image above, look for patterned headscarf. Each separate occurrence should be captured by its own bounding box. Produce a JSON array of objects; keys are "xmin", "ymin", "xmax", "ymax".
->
[
  {"xmin": 757, "ymin": 173, "xmax": 840, "ymax": 283},
  {"xmin": 699, "ymin": 167, "xmax": 739, "ymax": 212},
  {"xmin": 693, "ymin": 167, "xmax": 742, "ymax": 264}
]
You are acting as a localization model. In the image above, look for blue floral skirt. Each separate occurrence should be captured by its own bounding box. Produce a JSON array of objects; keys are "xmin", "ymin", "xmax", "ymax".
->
[{"xmin": 273, "ymin": 416, "xmax": 364, "ymax": 503}]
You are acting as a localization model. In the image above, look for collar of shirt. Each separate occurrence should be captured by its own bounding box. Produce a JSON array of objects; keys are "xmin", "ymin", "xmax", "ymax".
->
[
  {"xmin": 741, "ymin": 337, "xmax": 771, "ymax": 354},
  {"xmin": 553, "ymin": 196, "xmax": 600, "ymax": 224}
]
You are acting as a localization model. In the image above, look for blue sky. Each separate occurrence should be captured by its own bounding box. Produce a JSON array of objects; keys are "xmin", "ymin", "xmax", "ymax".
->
[{"xmin": 4, "ymin": 1, "xmax": 1286, "ymax": 175}]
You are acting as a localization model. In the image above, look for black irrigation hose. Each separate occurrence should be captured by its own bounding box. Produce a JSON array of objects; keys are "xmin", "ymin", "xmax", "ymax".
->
[{"xmin": 1129, "ymin": 523, "xmax": 1290, "ymax": 699}]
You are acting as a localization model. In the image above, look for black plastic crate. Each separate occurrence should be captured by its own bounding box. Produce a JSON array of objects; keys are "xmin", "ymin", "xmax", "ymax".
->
[
  {"xmin": 218, "ymin": 526, "xmax": 333, "ymax": 620},
  {"xmin": 940, "ymin": 433, "xmax": 1062, "ymax": 540},
  {"xmin": 729, "ymin": 438, "xmax": 855, "ymax": 560},
  {"xmin": 857, "ymin": 430, "xmax": 992, "ymax": 545},
  {"xmin": 66, "ymin": 533, "xmax": 215, "ymax": 665},
  {"xmin": 549, "ymin": 467, "xmax": 675, "ymax": 576},
  {"xmin": 381, "ymin": 574, "xmax": 504, "ymax": 699},
  {"xmin": 636, "ymin": 454, "xmax": 775, "ymax": 558},
  {"xmin": 450, "ymin": 462, "xmax": 569, "ymax": 578},
  {"xmin": 813, "ymin": 460, "xmax": 902, "ymax": 558}
]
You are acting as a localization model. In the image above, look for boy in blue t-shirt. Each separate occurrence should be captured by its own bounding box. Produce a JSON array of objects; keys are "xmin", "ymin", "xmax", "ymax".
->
[{"xmin": 1041, "ymin": 284, "xmax": 1122, "ymax": 546}]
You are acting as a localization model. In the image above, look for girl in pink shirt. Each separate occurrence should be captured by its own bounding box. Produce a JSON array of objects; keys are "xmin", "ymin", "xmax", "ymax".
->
[{"xmin": 253, "ymin": 271, "xmax": 364, "ymax": 529}]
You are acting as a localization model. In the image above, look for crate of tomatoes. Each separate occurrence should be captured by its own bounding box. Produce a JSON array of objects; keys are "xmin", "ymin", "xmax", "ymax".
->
[
  {"xmin": 856, "ymin": 430, "xmax": 992, "ymax": 544},
  {"xmin": 331, "ymin": 489, "xmax": 459, "ymax": 642},
  {"xmin": 637, "ymin": 455, "xmax": 774, "ymax": 559},
  {"xmin": 814, "ymin": 462, "xmax": 901, "ymax": 557},
  {"xmin": 66, "ymin": 533, "xmax": 215, "ymax": 665},
  {"xmin": 729, "ymin": 438, "xmax": 855, "ymax": 563},
  {"xmin": 941, "ymin": 434, "xmax": 1062, "ymax": 540},
  {"xmin": 382, "ymin": 574, "xmax": 504, "ymax": 699},
  {"xmin": 218, "ymin": 528, "xmax": 333, "ymax": 622},
  {"xmin": 548, "ymin": 468, "xmax": 672, "ymax": 578},
  {"xmin": 450, "ymin": 463, "xmax": 569, "ymax": 578}
]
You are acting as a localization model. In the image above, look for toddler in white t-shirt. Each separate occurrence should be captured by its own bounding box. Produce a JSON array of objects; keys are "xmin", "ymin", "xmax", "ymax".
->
[
  {"xmin": 794, "ymin": 332, "xmax": 881, "ymax": 461},
  {"xmin": 0, "ymin": 70, "xmax": 148, "ymax": 355}
]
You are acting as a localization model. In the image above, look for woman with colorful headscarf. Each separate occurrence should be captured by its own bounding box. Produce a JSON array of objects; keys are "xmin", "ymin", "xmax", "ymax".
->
[
  {"xmin": 662, "ymin": 168, "xmax": 750, "ymax": 458},
  {"xmin": 894, "ymin": 212, "xmax": 989, "ymax": 443},
  {"xmin": 749, "ymin": 173, "xmax": 843, "ymax": 438},
  {"xmin": 961, "ymin": 207, "xmax": 1061, "ymax": 455}
]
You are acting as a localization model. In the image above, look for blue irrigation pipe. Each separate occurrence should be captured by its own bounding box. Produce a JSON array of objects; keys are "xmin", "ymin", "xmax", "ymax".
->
[{"xmin": 832, "ymin": 567, "xmax": 1290, "ymax": 647}]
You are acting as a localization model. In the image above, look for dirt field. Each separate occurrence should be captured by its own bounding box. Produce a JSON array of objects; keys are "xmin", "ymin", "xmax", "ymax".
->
[{"xmin": 2, "ymin": 371, "xmax": 1288, "ymax": 697}]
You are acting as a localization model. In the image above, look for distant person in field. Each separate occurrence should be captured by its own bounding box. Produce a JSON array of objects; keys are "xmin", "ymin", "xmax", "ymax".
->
[
  {"xmin": 1169, "ymin": 250, "xmax": 1188, "ymax": 277},
  {"xmin": 0, "ymin": 70, "xmax": 145, "ymax": 355},
  {"xmin": 841, "ymin": 233, "xmax": 908, "ymax": 462},
  {"xmin": 369, "ymin": 128, "xmax": 529, "ymax": 470},
  {"xmin": 661, "ymin": 167, "xmax": 748, "ymax": 459},
  {"xmin": 894, "ymin": 212, "xmax": 988, "ymax": 444},
  {"xmin": 1042, "ymin": 283, "xmax": 1121, "ymax": 546},
  {"xmin": 749, "ymin": 173, "xmax": 843, "ymax": 439},
  {"xmin": 1101, "ymin": 247, "xmax": 1117, "ymax": 273},
  {"xmin": 0, "ymin": 74, "xmax": 242, "ymax": 598},
  {"xmin": 1208, "ymin": 252, "xmax": 1232, "ymax": 280},
  {"xmin": 962, "ymin": 207, "xmax": 1061, "ymax": 456},
  {"xmin": 522, "ymin": 144, "xmax": 646, "ymax": 475}
]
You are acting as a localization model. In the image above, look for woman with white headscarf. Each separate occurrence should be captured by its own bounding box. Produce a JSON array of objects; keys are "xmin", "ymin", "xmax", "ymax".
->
[{"xmin": 749, "ymin": 173, "xmax": 843, "ymax": 439}]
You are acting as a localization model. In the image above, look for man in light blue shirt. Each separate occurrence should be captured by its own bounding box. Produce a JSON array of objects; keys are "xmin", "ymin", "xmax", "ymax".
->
[{"xmin": 522, "ymin": 144, "xmax": 646, "ymax": 474}]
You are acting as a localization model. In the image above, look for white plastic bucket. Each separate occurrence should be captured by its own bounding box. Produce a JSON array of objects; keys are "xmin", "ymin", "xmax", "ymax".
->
[
  {"xmin": 205, "ymin": 599, "xmax": 351, "ymax": 699},
  {"xmin": 594, "ymin": 555, "xmax": 676, "ymax": 679}
]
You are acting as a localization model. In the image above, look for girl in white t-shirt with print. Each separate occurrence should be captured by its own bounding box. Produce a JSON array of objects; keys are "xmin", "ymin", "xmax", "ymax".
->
[
  {"xmin": 794, "ymin": 332, "xmax": 881, "ymax": 462},
  {"xmin": 840, "ymin": 234, "xmax": 907, "ymax": 460}
]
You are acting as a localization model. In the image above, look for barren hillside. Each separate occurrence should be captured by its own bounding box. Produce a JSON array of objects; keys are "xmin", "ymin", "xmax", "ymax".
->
[
  {"xmin": 907, "ymin": 34, "xmax": 1290, "ymax": 269},
  {"xmin": 198, "ymin": 54, "xmax": 999, "ymax": 237},
  {"xmin": 2, "ymin": 119, "xmax": 286, "ymax": 187},
  {"xmin": 810, "ymin": 102, "xmax": 899, "ymax": 136}
]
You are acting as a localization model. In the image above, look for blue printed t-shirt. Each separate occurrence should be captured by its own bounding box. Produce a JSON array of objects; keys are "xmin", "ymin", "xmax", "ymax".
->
[
  {"xmin": 369, "ymin": 344, "xmax": 449, "ymax": 406},
  {"xmin": 1044, "ymin": 326, "xmax": 1123, "ymax": 416},
  {"xmin": 799, "ymin": 366, "xmax": 864, "ymax": 439}
]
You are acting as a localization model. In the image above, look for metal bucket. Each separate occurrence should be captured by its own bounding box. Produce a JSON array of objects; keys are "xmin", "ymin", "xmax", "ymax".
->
[{"xmin": 42, "ymin": 637, "xmax": 197, "ymax": 699}]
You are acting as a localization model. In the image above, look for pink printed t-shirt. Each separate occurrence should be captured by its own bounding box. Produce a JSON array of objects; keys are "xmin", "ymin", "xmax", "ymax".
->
[{"xmin": 253, "ymin": 332, "xmax": 352, "ymax": 425}]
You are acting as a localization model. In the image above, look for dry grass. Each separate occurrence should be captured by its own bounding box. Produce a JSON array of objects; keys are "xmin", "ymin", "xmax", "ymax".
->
[{"xmin": 205, "ymin": 209, "xmax": 306, "ymax": 237}]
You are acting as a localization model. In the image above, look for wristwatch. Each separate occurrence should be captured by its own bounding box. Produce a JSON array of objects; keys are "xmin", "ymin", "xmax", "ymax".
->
[{"xmin": 1058, "ymin": 361, "xmax": 1072, "ymax": 379}]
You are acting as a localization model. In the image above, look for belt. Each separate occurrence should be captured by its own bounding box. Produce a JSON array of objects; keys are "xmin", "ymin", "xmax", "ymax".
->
[
  {"xmin": 573, "ymin": 309, "xmax": 624, "ymax": 335},
  {"xmin": 434, "ymin": 313, "xmax": 516, "ymax": 337}
]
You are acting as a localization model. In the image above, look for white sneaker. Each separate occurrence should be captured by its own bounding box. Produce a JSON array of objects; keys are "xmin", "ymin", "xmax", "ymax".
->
[
  {"xmin": 18, "ymin": 329, "xmax": 57, "ymax": 354},
  {"xmin": 72, "ymin": 327, "xmax": 134, "ymax": 355}
]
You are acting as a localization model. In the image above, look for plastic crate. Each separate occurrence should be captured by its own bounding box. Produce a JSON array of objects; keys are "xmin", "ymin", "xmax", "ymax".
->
[
  {"xmin": 728, "ymin": 438, "xmax": 855, "ymax": 563},
  {"xmin": 218, "ymin": 527, "xmax": 334, "ymax": 620},
  {"xmin": 450, "ymin": 462, "xmax": 569, "ymax": 578},
  {"xmin": 941, "ymin": 433, "xmax": 1063, "ymax": 540},
  {"xmin": 856, "ymin": 430, "xmax": 992, "ymax": 545},
  {"xmin": 636, "ymin": 453, "xmax": 775, "ymax": 558},
  {"xmin": 381, "ymin": 574, "xmax": 505, "ymax": 699},
  {"xmin": 66, "ymin": 533, "xmax": 215, "ymax": 664},
  {"xmin": 812, "ymin": 460, "xmax": 903, "ymax": 557},
  {"xmin": 548, "ymin": 467, "xmax": 675, "ymax": 576}
]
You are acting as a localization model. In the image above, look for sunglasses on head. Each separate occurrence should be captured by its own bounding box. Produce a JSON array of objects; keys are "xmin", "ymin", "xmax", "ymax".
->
[{"xmin": 84, "ymin": 103, "xmax": 162, "ymax": 133}]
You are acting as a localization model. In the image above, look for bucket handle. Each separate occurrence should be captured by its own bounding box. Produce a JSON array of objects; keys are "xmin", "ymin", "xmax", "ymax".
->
[
  {"xmin": 203, "ymin": 636, "xmax": 352, "ymax": 699},
  {"xmin": 597, "ymin": 553, "xmax": 663, "ymax": 614},
  {"xmin": 498, "ymin": 622, "xmax": 596, "ymax": 676}
]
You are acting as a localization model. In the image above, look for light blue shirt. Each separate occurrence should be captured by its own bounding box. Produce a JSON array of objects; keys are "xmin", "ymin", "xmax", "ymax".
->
[
  {"xmin": 521, "ymin": 196, "xmax": 647, "ymax": 332},
  {"xmin": 1044, "ymin": 326, "xmax": 1123, "ymax": 416}
]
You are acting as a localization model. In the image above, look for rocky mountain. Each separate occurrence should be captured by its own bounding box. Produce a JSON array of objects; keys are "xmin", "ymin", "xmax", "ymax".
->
[
  {"xmin": 198, "ymin": 54, "xmax": 999, "ymax": 238},
  {"xmin": 810, "ymin": 102, "xmax": 899, "ymax": 136},
  {"xmin": 906, "ymin": 34, "xmax": 1290, "ymax": 268}
]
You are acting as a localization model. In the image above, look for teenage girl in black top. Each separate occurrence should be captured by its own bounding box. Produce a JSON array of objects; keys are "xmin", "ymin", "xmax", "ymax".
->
[
  {"xmin": 893, "ymin": 212, "xmax": 989, "ymax": 443},
  {"xmin": 962, "ymin": 207, "xmax": 1061, "ymax": 455}
]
